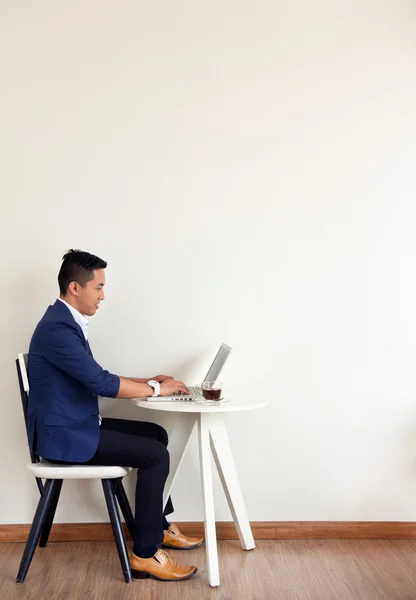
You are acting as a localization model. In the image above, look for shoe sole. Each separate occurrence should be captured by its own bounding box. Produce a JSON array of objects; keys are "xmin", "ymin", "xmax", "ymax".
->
[
  {"xmin": 161, "ymin": 540, "xmax": 205, "ymax": 551},
  {"xmin": 131, "ymin": 567, "xmax": 198, "ymax": 581}
]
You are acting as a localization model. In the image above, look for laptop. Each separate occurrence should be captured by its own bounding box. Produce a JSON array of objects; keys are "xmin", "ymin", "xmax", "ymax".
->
[{"xmin": 146, "ymin": 343, "xmax": 232, "ymax": 402}]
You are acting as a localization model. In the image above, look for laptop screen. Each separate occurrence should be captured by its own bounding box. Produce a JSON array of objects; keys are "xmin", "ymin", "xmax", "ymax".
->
[{"xmin": 203, "ymin": 343, "xmax": 232, "ymax": 382}]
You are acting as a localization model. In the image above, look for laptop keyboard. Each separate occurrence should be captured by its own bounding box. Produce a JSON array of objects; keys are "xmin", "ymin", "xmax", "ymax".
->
[
  {"xmin": 146, "ymin": 387, "xmax": 202, "ymax": 402},
  {"xmin": 172, "ymin": 386, "xmax": 200, "ymax": 400}
]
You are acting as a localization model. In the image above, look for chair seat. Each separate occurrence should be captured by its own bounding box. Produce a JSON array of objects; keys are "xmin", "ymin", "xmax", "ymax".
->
[{"xmin": 27, "ymin": 461, "xmax": 131, "ymax": 480}]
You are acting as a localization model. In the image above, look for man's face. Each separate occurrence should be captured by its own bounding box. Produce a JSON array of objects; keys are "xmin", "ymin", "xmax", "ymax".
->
[{"xmin": 76, "ymin": 269, "xmax": 105, "ymax": 316}]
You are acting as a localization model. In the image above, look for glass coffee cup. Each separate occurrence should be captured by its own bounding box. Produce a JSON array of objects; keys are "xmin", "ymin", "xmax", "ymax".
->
[{"xmin": 196, "ymin": 381, "xmax": 223, "ymax": 401}]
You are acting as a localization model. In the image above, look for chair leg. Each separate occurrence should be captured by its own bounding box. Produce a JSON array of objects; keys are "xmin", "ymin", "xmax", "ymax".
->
[
  {"xmin": 102, "ymin": 479, "xmax": 132, "ymax": 583},
  {"xmin": 39, "ymin": 479, "xmax": 63, "ymax": 547},
  {"xmin": 114, "ymin": 478, "xmax": 135, "ymax": 541},
  {"xmin": 35, "ymin": 477, "xmax": 44, "ymax": 496},
  {"xmin": 16, "ymin": 479, "xmax": 60, "ymax": 583}
]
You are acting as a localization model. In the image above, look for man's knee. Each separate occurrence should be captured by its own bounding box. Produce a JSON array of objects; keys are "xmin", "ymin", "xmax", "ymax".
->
[
  {"xmin": 160, "ymin": 444, "xmax": 170, "ymax": 473},
  {"xmin": 150, "ymin": 441, "xmax": 170, "ymax": 475},
  {"xmin": 153, "ymin": 423, "xmax": 169, "ymax": 447},
  {"xmin": 132, "ymin": 440, "xmax": 169, "ymax": 474}
]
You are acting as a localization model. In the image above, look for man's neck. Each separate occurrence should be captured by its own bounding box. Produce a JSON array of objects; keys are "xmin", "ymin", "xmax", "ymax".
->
[
  {"xmin": 59, "ymin": 296, "xmax": 82, "ymax": 315},
  {"xmin": 58, "ymin": 297, "xmax": 90, "ymax": 340}
]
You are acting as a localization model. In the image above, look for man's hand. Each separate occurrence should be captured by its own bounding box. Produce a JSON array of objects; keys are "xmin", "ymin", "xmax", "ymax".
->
[
  {"xmin": 159, "ymin": 379, "xmax": 190, "ymax": 396},
  {"xmin": 149, "ymin": 375, "xmax": 174, "ymax": 384}
]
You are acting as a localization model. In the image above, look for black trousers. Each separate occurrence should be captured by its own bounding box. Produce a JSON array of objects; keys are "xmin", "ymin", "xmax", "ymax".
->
[{"xmin": 47, "ymin": 418, "xmax": 173, "ymax": 550}]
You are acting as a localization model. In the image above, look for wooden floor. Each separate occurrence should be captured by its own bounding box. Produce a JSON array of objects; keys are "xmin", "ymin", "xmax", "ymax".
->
[{"xmin": 2, "ymin": 539, "xmax": 416, "ymax": 600}]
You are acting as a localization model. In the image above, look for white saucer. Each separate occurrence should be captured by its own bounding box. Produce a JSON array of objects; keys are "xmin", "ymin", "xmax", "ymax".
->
[{"xmin": 194, "ymin": 397, "xmax": 230, "ymax": 404}]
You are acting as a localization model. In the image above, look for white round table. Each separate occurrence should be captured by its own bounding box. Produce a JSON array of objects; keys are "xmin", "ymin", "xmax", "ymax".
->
[{"xmin": 131, "ymin": 397, "xmax": 269, "ymax": 587}]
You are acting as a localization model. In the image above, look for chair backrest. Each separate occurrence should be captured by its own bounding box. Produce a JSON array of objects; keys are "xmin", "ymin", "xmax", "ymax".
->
[{"xmin": 16, "ymin": 353, "xmax": 39, "ymax": 464}]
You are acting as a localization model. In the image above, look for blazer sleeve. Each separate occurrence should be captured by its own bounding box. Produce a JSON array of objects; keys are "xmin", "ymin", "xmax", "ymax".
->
[{"xmin": 43, "ymin": 322, "xmax": 120, "ymax": 397}]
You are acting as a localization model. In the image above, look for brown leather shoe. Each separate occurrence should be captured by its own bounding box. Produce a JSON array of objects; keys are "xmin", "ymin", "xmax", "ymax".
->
[
  {"xmin": 130, "ymin": 549, "xmax": 197, "ymax": 581},
  {"xmin": 162, "ymin": 523, "xmax": 204, "ymax": 550}
]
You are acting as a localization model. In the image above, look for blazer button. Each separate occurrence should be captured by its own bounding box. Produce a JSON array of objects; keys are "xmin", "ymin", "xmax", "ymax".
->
[{"xmin": 92, "ymin": 413, "xmax": 98, "ymax": 419}]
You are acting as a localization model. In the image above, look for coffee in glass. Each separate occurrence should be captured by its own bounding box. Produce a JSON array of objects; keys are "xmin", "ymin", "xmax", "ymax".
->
[{"xmin": 201, "ymin": 381, "xmax": 222, "ymax": 401}]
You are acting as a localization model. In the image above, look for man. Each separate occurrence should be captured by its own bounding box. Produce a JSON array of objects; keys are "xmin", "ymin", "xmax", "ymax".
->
[{"xmin": 28, "ymin": 249, "xmax": 202, "ymax": 581}]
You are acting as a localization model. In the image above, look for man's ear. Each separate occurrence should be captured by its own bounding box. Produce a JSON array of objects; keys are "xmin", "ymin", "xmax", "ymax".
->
[{"xmin": 67, "ymin": 281, "xmax": 79, "ymax": 296}]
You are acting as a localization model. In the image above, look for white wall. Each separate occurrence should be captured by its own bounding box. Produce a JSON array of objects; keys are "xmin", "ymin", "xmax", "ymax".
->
[{"xmin": 1, "ymin": 0, "xmax": 416, "ymax": 525}]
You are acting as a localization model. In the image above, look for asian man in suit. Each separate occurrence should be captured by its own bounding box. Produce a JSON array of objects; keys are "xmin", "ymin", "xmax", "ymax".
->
[{"xmin": 28, "ymin": 249, "xmax": 202, "ymax": 582}]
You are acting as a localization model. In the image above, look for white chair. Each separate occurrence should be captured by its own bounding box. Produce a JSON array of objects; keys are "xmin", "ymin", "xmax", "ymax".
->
[{"xmin": 15, "ymin": 353, "xmax": 134, "ymax": 584}]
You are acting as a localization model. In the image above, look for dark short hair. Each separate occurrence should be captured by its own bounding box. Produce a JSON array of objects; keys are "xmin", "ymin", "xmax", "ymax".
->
[{"xmin": 58, "ymin": 249, "xmax": 107, "ymax": 295}]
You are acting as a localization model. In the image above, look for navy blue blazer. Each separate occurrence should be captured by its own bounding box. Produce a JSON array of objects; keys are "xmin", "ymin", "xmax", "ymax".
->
[{"xmin": 27, "ymin": 300, "xmax": 120, "ymax": 462}]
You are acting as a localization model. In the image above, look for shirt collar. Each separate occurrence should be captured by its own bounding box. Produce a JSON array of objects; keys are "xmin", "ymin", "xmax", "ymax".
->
[{"xmin": 58, "ymin": 298, "xmax": 90, "ymax": 340}]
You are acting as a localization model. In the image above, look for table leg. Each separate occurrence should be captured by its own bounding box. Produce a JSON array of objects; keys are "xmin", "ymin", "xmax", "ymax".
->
[
  {"xmin": 163, "ymin": 413, "xmax": 197, "ymax": 510},
  {"xmin": 198, "ymin": 413, "xmax": 220, "ymax": 587},
  {"xmin": 209, "ymin": 413, "xmax": 255, "ymax": 551}
]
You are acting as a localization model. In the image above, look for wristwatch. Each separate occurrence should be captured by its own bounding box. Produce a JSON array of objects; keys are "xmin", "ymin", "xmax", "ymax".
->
[{"xmin": 147, "ymin": 380, "xmax": 160, "ymax": 397}]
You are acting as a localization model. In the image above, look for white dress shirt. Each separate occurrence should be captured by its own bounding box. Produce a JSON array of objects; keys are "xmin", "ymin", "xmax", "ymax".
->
[{"xmin": 58, "ymin": 298, "xmax": 90, "ymax": 340}]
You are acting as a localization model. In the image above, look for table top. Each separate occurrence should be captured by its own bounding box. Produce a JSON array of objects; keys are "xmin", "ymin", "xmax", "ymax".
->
[{"xmin": 130, "ymin": 397, "xmax": 269, "ymax": 413}]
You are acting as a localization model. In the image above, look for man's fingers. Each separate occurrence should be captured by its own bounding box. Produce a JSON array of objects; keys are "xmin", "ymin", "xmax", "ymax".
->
[
  {"xmin": 173, "ymin": 381, "xmax": 189, "ymax": 394},
  {"xmin": 178, "ymin": 382, "xmax": 190, "ymax": 394},
  {"xmin": 161, "ymin": 379, "xmax": 190, "ymax": 395}
]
